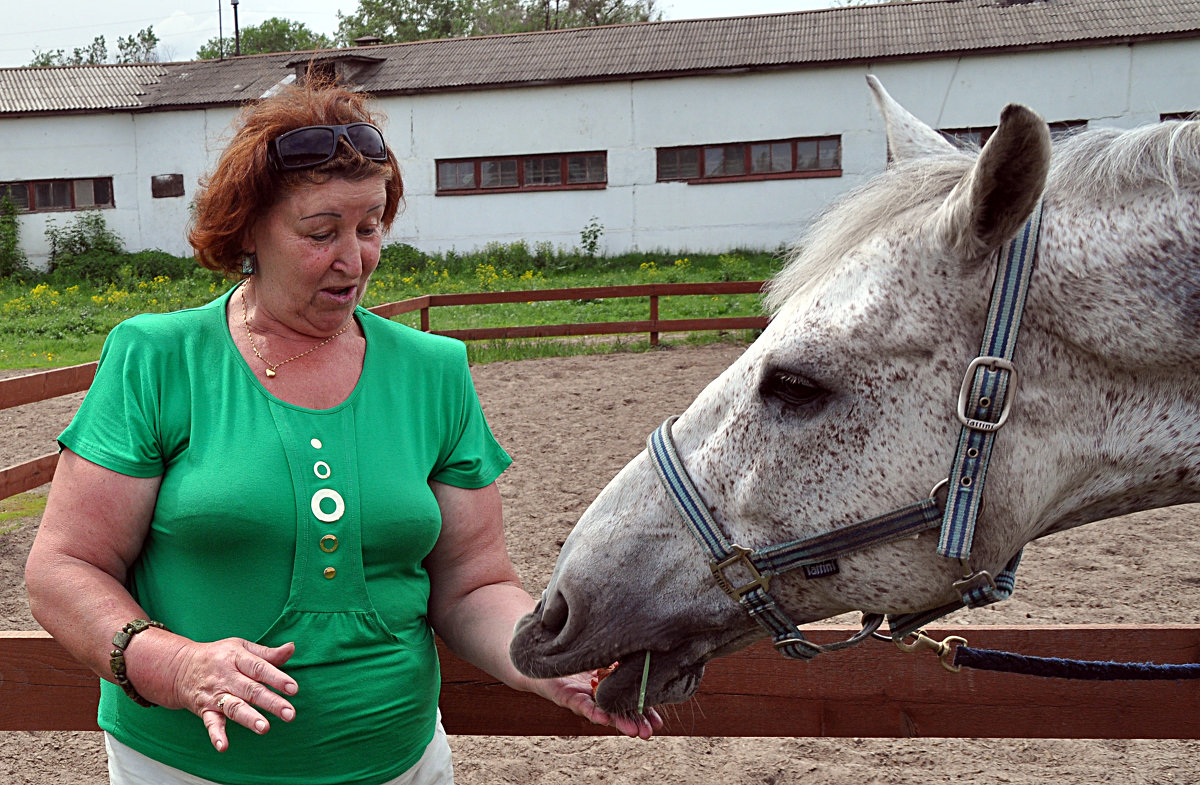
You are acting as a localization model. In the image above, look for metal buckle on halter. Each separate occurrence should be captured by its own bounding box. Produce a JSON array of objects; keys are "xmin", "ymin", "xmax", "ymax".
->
[
  {"xmin": 956, "ymin": 356, "xmax": 1017, "ymax": 432},
  {"xmin": 710, "ymin": 545, "xmax": 772, "ymax": 601},
  {"xmin": 953, "ymin": 568, "xmax": 996, "ymax": 598}
]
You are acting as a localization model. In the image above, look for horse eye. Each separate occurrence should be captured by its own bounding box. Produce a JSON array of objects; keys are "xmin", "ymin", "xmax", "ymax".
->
[{"xmin": 760, "ymin": 369, "xmax": 826, "ymax": 409}]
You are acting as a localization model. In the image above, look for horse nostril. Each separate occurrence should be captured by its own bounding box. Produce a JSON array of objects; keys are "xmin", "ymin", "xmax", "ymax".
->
[{"xmin": 540, "ymin": 589, "xmax": 570, "ymax": 638}]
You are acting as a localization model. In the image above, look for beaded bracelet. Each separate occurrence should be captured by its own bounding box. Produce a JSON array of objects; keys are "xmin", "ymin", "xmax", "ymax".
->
[{"xmin": 109, "ymin": 618, "xmax": 167, "ymax": 708}]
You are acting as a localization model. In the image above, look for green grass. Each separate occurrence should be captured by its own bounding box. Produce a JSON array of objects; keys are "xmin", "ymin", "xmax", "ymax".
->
[
  {"xmin": 0, "ymin": 274, "xmax": 232, "ymax": 368},
  {"xmin": 0, "ymin": 246, "xmax": 784, "ymax": 370},
  {"xmin": 0, "ymin": 492, "xmax": 47, "ymax": 535},
  {"xmin": 460, "ymin": 329, "xmax": 763, "ymax": 365}
]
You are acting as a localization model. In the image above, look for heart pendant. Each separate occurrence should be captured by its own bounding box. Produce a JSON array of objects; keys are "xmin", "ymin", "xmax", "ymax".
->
[{"xmin": 265, "ymin": 368, "xmax": 277, "ymax": 378}]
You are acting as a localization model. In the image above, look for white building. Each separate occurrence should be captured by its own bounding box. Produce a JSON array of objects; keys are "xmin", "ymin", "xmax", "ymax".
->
[{"xmin": 1, "ymin": 0, "xmax": 1198, "ymax": 269}]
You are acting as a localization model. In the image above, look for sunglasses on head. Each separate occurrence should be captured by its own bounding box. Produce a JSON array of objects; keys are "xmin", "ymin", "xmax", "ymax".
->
[{"xmin": 270, "ymin": 123, "xmax": 389, "ymax": 170}]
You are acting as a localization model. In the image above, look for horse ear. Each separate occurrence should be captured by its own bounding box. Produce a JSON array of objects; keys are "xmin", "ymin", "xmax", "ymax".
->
[
  {"xmin": 935, "ymin": 103, "xmax": 1052, "ymax": 261},
  {"xmin": 867, "ymin": 75, "xmax": 957, "ymax": 161}
]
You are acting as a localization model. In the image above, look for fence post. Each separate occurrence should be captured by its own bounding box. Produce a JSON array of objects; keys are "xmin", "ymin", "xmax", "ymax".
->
[
  {"xmin": 421, "ymin": 306, "xmax": 430, "ymax": 332},
  {"xmin": 650, "ymin": 294, "xmax": 659, "ymax": 347}
]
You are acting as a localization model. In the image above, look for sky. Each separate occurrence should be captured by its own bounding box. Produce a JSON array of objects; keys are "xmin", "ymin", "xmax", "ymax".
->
[{"xmin": 1, "ymin": 1, "xmax": 839, "ymax": 68}]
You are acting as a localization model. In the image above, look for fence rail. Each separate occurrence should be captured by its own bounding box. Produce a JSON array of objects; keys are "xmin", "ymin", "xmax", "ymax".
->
[
  {"xmin": 7, "ymin": 282, "xmax": 1191, "ymax": 741},
  {"xmin": 369, "ymin": 280, "xmax": 769, "ymax": 343},
  {"xmin": 3, "ymin": 625, "xmax": 1198, "ymax": 737},
  {"xmin": 0, "ymin": 281, "xmax": 768, "ymax": 501}
]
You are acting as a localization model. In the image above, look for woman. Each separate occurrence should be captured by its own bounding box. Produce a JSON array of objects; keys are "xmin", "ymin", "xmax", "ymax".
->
[{"xmin": 25, "ymin": 79, "xmax": 660, "ymax": 785}]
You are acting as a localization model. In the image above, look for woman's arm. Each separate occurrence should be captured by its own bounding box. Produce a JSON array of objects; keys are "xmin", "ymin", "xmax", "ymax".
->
[
  {"xmin": 26, "ymin": 448, "xmax": 163, "ymax": 676},
  {"xmin": 25, "ymin": 448, "xmax": 299, "ymax": 752},
  {"xmin": 424, "ymin": 480, "xmax": 661, "ymax": 739}
]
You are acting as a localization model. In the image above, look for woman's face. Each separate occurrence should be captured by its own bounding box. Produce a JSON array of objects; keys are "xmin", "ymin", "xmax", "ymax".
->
[{"xmin": 246, "ymin": 176, "xmax": 388, "ymax": 339}]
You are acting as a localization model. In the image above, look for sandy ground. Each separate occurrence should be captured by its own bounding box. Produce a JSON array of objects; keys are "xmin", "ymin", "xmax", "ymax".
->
[{"xmin": 1, "ymin": 343, "xmax": 1197, "ymax": 784}]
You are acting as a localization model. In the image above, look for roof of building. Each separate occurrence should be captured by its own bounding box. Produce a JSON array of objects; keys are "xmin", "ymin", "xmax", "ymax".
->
[
  {"xmin": 3, "ymin": 0, "xmax": 1199, "ymax": 115},
  {"xmin": 0, "ymin": 63, "xmax": 168, "ymax": 113}
]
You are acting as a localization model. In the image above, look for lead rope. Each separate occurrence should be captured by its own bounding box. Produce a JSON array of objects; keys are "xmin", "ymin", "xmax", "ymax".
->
[{"xmin": 951, "ymin": 645, "xmax": 1200, "ymax": 680}]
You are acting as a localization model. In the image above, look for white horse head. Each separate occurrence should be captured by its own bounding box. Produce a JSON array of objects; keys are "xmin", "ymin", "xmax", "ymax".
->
[{"xmin": 511, "ymin": 77, "xmax": 1200, "ymax": 714}]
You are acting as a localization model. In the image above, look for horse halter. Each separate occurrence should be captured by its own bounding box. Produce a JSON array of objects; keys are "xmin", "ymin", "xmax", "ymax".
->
[{"xmin": 648, "ymin": 202, "xmax": 1045, "ymax": 659}]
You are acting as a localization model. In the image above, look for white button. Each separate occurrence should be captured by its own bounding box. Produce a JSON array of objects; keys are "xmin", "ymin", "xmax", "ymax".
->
[{"xmin": 311, "ymin": 489, "xmax": 345, "ymax": 523}]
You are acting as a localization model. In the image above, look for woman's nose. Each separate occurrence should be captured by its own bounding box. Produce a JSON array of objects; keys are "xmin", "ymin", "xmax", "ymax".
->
[{"xmin": 332, "ymin": 233, "xmax": 364, "ymax": 276}]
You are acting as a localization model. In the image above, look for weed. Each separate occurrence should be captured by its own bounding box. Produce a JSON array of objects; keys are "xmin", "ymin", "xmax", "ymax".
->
[
  {"xmin": 579, "ymin": 217, "xmax": 604, "ymax": 258},
  {"xmin": 45, "ymin": 210, "xmax": 124, "ymax": 267},
  {"xmin": 0, "ymin": 195, "xmax": 30, "ymax": 279}
]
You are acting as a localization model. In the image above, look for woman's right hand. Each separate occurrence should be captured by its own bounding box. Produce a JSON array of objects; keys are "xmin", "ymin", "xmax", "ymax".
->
[{"xmin": 129, "ymin": 631, "xmax": 299, "ymax": 752}]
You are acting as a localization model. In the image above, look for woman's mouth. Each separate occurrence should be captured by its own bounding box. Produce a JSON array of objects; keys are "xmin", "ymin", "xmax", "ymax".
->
[{"xmin": 322, "ymin": 285, "xmax": 357, "ymax": 303}]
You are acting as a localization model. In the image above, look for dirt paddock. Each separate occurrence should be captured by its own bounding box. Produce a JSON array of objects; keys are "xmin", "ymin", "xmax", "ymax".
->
[{"xmin": 2, "ymin": 343, "xmax": 1197, "ymax": 784}]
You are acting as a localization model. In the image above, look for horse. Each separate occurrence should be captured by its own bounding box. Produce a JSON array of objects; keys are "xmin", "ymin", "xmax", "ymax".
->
[{"xmin": 509, "ymin": 76, "xmax": 1200, "ymax": 715}]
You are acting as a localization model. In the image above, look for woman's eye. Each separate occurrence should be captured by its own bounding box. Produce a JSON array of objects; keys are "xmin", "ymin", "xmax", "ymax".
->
[
  {"xmin": 760, "ymin": 369, "xmax": 826, "ymax": 409},
  {"xmin": 311, "ymin": 232, "xmax": 332, "ymax": 242}
]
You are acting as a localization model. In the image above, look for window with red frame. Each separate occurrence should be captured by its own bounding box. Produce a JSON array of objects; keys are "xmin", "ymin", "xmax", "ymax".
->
[
  {"xmin": 940, "ymin": 120, "xmax": 1088, "ymax": 149},
  {"xmin": 0, "ymin": 177, "xmax": 113, "ymax": 212},
  {"xmin": 436, "ymin": 152, "xmax": 606, "ymax": 194},
  {"xmin": 656, "ymin": 136, "xmax": 841, "ymax": 183}
]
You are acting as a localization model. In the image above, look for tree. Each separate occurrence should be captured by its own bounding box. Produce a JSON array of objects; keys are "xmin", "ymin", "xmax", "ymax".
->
[
  {"xmin": 116, "ymin": 27, "xmax": 160, "ymax": 64},
  {"xmin": 29, "ymin": 28, "xmax": 160, "ymax": 66},
  {"xmin": 336, "ymin": 0, "xmax": 660, "ymax": 44},
  {"xmin": 533, "ymin": 0, "xmax": 659, "ymax": 29},
  {"xmin": 472, "ymin": 0, "xmax": 539, "ymax": 36},
  {"xmin": 32, "ymin": 35, "xmax": 105, "ymax": 67},
  {"xmin": 337, "ymin": 0, "xmax": 475, "ymax": 44},
  {"xmin": 29, "ymin": 49, "xmax": 66, "ymax": 67},
  {"xmin": 70, "ymin": 35, "xmax": 109, "ymax": 65},
  {"xmin": 195, "ymin": 17, "xmax": 334, "ymax": 60}
]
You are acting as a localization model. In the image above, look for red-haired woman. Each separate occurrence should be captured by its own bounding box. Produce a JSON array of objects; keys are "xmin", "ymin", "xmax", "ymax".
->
[{"xmin": 26, "ymin": 79, "xmax": 661, "ymax": 785}]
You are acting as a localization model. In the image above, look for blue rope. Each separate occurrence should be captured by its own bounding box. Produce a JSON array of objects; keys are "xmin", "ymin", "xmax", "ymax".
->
[{"xmin": 954, "ymin": 646, "xmax": 1200, "ymax": 680}]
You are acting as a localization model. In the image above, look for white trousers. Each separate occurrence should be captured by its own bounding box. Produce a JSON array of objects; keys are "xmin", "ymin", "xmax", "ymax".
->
[{"xmin": 105, "ymin": 713, "xmax": 454, "ymax": 785}]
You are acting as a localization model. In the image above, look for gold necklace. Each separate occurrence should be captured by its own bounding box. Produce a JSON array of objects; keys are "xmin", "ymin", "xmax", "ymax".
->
[{"xmin": 240, "ymin": 281, "xmax": 352, "ymax": 378}]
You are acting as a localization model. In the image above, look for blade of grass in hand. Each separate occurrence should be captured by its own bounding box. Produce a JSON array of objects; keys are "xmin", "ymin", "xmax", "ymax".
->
[{"xmin": 637, "ymin": 650, "xmax": 651, "ymax": 714}]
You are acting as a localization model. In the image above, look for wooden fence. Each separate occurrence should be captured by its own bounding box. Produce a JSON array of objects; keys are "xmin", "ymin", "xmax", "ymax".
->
[
  {"xmin": 3, "ymin": 626, "xmax": 1198, "ymax": 737},
  {"xmin": 0, "ymin": 281, "xmax": 768, "ymax": 500},
  {"xmin": 3, "ymin": 281, "xmax": 1198, "ymax": 739},
  {"xmin": 368, "ymin": 280, "xmax": 770, "ymax": 345}
]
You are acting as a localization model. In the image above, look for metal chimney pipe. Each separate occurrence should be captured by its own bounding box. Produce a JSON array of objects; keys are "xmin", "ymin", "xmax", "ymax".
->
[{"xmin": 231, "ymin": 0, "xmax": 241, "ymax": 56}]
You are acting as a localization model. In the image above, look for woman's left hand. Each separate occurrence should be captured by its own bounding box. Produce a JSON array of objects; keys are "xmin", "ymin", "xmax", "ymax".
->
[
  {"xmin": 529, "ymin": 670, "xmax": 663, "ymax": 740},
  {"xmin": 423, "ymin": 483, "xmax": 663, "ymax": 739}
]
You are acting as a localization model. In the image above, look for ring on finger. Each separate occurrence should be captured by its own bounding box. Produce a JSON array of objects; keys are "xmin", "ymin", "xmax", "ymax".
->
[{"xmin": 216, "ymin": 695, "xmax": 229, "ymax": 711}]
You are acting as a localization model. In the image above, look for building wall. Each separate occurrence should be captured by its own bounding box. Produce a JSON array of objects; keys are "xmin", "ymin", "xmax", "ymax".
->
[
  {"xmin": 3, "ymin": 113, "xmax": 140, "ymax": 268},
  {"xmin": 389, "ymin": 82, "xmax": 640, "ymax": 256},
  {"xmin": 377, "ymin": 37, "xmax": 1200, "ymax": 257},
  {"xmin": 129, "ymin": 107, "xmax": 241, "ymax": 261},
  {"xmin": 4, "ymin": 37, "xmax": 1197, "ymax": 269},
  {"xmin": 1, "ymin": 106, "xmax": 241, "ymax": 269}
]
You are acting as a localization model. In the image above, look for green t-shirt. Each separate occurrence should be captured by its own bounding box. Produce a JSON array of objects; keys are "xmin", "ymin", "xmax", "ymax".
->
[{"xmin": 59, "ymin": 286, "xmax": 511, "ymax": 785}]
